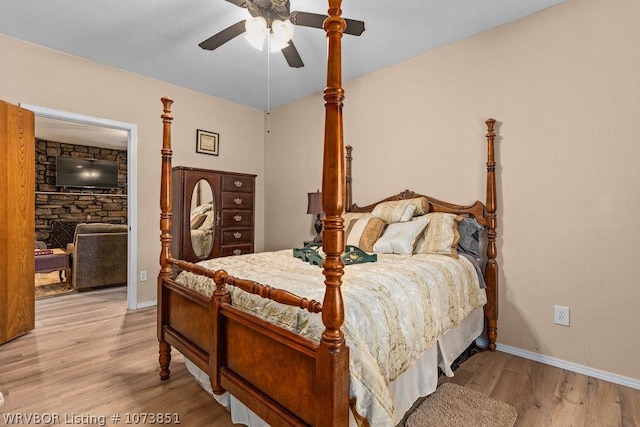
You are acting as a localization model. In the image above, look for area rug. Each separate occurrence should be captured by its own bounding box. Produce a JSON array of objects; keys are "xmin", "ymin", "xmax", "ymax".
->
[
  {"xmin": 35, "ymin": 272, "xmax": 75, "ymax": 299},
  {"xmin": 35, "ymin": 282, "xmax": 75, "ymax": 299},
  {"xmin": 405, "ymin": 382, "xmax": 517, "ymax": 427}
]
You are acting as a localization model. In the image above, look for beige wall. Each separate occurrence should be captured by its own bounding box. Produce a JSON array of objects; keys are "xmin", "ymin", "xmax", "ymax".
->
[
  {"xmin": 2, "ymin": 0, "xmax": 637, "ymax": 382},
  {"xmin": 0, "ymin": 34, "xmax": 266, "ymax": 304},
  {"xmin": 267, "ymin": 0, "xmax": 640, "ymax": 380}
]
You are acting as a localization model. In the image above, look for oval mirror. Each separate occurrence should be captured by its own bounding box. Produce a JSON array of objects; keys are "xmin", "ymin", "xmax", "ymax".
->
[{"xmin": 189, "ymin": 179, "xmax": 215, "ymax": 259}]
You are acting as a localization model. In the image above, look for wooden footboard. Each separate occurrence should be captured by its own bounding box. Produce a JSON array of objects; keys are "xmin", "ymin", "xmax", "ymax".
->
[{"xmin": 158, "ymin": 260, "xmax": 348, "ymax": 426}]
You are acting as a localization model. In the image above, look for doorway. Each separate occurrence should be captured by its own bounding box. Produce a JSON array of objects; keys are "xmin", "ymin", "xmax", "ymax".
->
[{"xmin": 21, "ymin": 103, "xmax": 139, "ymax": 310}]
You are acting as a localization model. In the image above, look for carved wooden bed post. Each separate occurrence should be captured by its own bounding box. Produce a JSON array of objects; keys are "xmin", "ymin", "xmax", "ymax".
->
[
  {"xmin": 345, "ymin": 145, "xmax": 353, "ymax": 210},
  {"xmin": 484, "ymin": 118, "xmax": 498, "ymax": 351},
  {"xmin": 318, "ymin": 0, "xmax": 350, "ymax": 425},
  {"xmin": 158, "ymin": 96, "xmax": 174, "ymax": 379}
]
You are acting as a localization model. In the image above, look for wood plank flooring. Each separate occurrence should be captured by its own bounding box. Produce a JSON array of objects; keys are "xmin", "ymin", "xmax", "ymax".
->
[
  {"xmin": 0, "ymin": 287, "xmax": 238, "ymax": 427},
  {"xmin": 440, "ymin": 348, "xmax": 640, "ymax": 426},
  {"xmin": 1, "ymin": 287, "xmax": 638, "ymax": 426}
]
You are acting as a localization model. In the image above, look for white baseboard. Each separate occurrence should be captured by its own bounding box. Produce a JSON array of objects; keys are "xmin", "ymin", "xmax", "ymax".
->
[
  {"xmin": 476, "ymin": 338, "xmax": 640, "ymax": 390},
  {"xmin": 125, "ymin": 305, "xmax": 640, "ymax": 390},
  {"xmin": 136, "ymin": 299, "xmax": 157, "ymax": 309}
]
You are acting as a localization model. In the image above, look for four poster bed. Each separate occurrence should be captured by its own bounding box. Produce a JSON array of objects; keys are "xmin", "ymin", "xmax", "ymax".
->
[{"xmin": 157, "ymin": 1, "xmax": 499, "ymax": 425}]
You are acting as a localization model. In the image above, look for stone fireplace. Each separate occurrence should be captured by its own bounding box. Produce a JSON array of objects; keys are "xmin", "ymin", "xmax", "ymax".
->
[{"xmin": 35, "ymin": 138, "xmax": 128, "ymax": 248}]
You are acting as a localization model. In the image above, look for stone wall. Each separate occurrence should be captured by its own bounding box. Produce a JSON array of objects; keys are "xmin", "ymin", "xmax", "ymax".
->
[{"xmin": 35, "ymin": 139, "xmax": 128, "ymax": 246}]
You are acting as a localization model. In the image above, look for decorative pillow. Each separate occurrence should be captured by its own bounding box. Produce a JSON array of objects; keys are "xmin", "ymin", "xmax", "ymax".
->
[
  {"xmin": 411, "ymin": 214, "xmax": 431, "ymax": 226},
  {"xmin": 190, "ymin": 213, "xmax": 207, "ymax": 229},
  {"xmin": 358, "ymin": 218, "xmax": 386, "ymax": 252},
  {"xmin": 343, "ymin": 212, "xmax": 370, "ymax": 224},
  {"xmin": 372, "ymin": 220, "xmax": 428, "ymax": 255},
  {"xmin": 457, "ymin": 216, "xmax": 483, "ymax": 257},
  {"xmin": 346, "ymin": 218, "xmax": 370, "ymax": 247},
  {"xmin": 344, "ymin": 212, "xmax": 371, "ymax": 242},
  {"xmin": 371, "ymin": 201, "xmax": 416, "ymax": 223},
  {"xmin": 407, "ymin": 197, "xmax": 429, "ymax": 215},
  {"xmin": 414, "ymin": 212, "xmax": 462, "ymax": 258}
]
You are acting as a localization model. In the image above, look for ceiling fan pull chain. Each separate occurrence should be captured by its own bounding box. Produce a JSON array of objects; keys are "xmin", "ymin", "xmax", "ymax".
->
[{"xmin": 267, "ymin": 29, "xmax": 271, "ymax": 132}]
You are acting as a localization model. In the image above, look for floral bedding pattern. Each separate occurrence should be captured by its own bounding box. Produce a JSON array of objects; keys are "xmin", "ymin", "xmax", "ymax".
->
[{"xmin": 176, "ymin": 250, "xmax": 486, "ymax": 426}]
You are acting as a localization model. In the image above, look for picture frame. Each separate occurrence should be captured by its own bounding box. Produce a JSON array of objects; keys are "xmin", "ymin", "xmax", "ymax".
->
[{"xmin": 196, "ymin": 129, "xmax": 219, "ymax": 156}]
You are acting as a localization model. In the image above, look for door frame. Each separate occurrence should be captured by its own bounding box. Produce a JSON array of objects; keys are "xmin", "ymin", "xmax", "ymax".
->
[{"xmin": 21, "ymin": 104, "xmax": 139, "ymax": 310}]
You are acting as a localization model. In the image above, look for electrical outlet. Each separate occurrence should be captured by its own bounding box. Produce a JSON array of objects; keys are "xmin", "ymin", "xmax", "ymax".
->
[
  {"xmin": 139, "ymin": 270, "xmax": 147, "ymax": 282},
  {"xmin": 554, "ymin": 305, "xmax": 570, "ymax": 326}
]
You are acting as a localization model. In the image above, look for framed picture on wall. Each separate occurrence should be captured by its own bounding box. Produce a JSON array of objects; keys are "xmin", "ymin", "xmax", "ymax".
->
[{"xmin": 196, "ymin": 129, "xmax": 219, "ymax": 156}]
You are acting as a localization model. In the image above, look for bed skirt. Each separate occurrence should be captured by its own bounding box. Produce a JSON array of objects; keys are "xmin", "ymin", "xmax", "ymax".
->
[{"xmin": 183, "ymin": 307, "xmax": 484, "ymax": 426}]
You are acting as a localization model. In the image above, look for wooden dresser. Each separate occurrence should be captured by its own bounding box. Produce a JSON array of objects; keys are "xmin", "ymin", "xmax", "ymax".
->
[
  {"xmin": 0, "ymin": 100, "xmax": 35, "ymax": 345},
  {"xmin": 172, "ymin": 167, "xmax": 256, "ymax": 263}
]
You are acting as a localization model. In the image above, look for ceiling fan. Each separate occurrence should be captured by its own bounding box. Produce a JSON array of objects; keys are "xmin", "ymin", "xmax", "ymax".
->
[{"xmin": 198, "ymin": 0, "xmax": 366, "ymax": 68}]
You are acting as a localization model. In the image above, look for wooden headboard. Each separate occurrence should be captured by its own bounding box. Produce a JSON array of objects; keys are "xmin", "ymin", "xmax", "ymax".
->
[{"xmin": 342, "ymin": 119, "xmax": 499, "ymax": 351}]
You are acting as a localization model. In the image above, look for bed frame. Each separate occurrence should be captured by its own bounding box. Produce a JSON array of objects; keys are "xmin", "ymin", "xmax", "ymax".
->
[{"xmin": 157, "ymin": 1, "xmax": 498, "ymax": 425}]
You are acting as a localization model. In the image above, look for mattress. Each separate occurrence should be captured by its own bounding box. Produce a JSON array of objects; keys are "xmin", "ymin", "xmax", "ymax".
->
[{"xmin": 176, "ymin": 250, "xmax": 487, "ymax": 426}]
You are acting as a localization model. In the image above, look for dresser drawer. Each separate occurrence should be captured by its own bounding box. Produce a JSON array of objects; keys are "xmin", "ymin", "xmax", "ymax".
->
[
  {"xmin": 222, "ymin": 175, "xmax": 253, "ymax": 193},
  {"xmin": 220, "ymin": 244, "xmax": 253, "ymax": 257},
  {"xmin": 221, "ymin": 192, "xmax": 253, "ymax": 210},
  {"xmin": 221, "ymin": 228, "xmax": 252, "ymax": 244},
  {"xmin": 220, "ymin": 210, "xmax": 253, "ymax": 227}
]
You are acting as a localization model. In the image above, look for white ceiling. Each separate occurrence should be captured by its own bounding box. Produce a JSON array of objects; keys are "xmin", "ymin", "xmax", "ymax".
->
[
  {"xmin": 35, "ymin": 116, "xmax": 129, "ymax": 150},
  {"xmin": 1, "ymin": 0, "xmax": 565, "ymax": 112}
]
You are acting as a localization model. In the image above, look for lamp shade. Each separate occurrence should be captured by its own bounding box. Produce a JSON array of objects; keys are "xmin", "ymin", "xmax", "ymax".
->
[
  {"xmin": 307, "ymin": 191, "xmax": 323, "ymax": 215},
  {"xmin": 244, "ymin": 16, "xmax": 267, "ymax": 51},
  {"xmin": 244, "ymin": 17, "xmax": 294, "ymax": 52},
  {"xmin": 269, "ymin": 19, "xmax": 294, "ymax": 52}
]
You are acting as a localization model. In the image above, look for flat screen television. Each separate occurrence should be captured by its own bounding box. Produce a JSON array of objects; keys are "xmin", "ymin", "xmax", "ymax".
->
[{"xmin": 56, "ymin": 156, "xmax": 119, "ymax": 189}]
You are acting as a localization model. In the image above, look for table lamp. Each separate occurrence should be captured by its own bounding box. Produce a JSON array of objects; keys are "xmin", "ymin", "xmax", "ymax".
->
[{"xmin": 307, "ymin": 190, "xmax": 323, "ymax": 243}]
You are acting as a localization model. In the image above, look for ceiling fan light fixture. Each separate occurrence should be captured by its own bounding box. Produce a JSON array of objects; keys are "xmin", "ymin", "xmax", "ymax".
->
[
  {"xmin": 199, "ymin": 2, "xmax": 365, "ymax": 68},
  {"xmin": 269, "ymin": 19, "xmax": 294, "ymax": 52},
  {"xmin": 244, "ymin": 16, "xmax": 267, "ymax": 51},
  {"xmin": 268, "ymin": 34, "xmax": 290, "ymax": 52}
]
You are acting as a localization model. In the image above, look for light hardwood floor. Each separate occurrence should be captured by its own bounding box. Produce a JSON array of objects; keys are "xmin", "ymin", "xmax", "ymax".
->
[
  {"xmin": 1, "ymin": 287, "xmax": 238, "ymax": 426},
  {"xmin": 440, "ymin": 351, "xmax": 640, "ymax": 427},
  {"xmin": 1, "ymin": 287, "xmax": 638, "ymax": 426}
]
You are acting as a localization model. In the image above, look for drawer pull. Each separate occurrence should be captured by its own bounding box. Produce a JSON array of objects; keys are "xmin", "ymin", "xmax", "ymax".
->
[
  {"xmin": 234, "ymin": 215, "xmax": 243, "ymax": 222},
  {"xmin": 234, "ymin": 198, "xmax": 243, "ymax": 205},
  {"xmin": 234, "ymin": 181, "xmax": 243, "ymax": 188},
  {"xmin": 234, "ymin": 232, "xmax": 242, "ymax": 239},
  {"xmin": 233, "ymin": 249, "xmax": 242, "ymax": 255}
]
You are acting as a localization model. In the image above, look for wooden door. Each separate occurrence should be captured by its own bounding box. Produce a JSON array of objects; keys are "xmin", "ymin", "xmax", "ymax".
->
[{"xmin": 0, "ymin": 100, "xmax": 35, "ymax": 345}]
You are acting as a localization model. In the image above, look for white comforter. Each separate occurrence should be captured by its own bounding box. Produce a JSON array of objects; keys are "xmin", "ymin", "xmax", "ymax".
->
[{"xmin": 177, "ymin": 250, "xmax": 486, "ymax": 426}]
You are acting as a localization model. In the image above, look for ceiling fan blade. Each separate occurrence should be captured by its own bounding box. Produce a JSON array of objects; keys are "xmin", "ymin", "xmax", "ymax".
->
[
  {"xmin": 289, "ymin": 11, "xmax": 324, "ymax": 29},
  {"xmin": 289, "ymin": 11, "xmax": 365, "ymax": 36},
  {"xmin": 282, "ymin": 41, "xmax": 304, "ymax": 68},
  {"xmin": 343, "ymin": 18, "xmax": 366, "ymax": 36},
  {"xmin": 199, "ymin": 20, "xmax": 247, "ymax": 51}
]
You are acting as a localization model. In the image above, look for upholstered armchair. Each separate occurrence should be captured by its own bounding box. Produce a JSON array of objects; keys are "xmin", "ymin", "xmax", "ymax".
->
[{"xmin": 66, "ymin": 223, "xmax": 128, "ymax": 290}]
